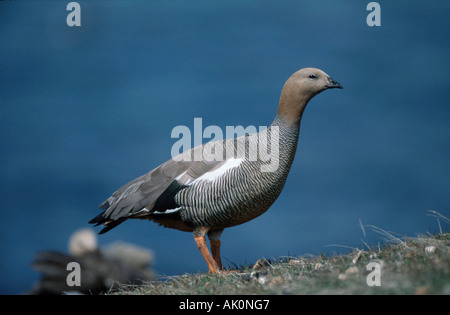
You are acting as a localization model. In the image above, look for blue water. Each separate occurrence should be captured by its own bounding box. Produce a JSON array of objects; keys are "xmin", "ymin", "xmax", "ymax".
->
[{"xmin": 1, "ymin": 1, "xmax": 449, "ymax": 294}]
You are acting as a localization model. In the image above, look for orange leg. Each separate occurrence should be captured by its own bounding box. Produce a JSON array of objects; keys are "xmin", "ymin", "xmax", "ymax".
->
[
  {"xmin": 210, "ymin": 239, "xmax": 223, "ymax": 270},
  {"xmin": 194, "ymin": 235, "xmax": 220, "ymax": 274}
]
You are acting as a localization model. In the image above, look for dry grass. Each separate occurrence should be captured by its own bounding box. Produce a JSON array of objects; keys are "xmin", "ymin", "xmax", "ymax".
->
[{"xmin": 110, "ymin": 231, "xmax": 450, "ymax": 295}]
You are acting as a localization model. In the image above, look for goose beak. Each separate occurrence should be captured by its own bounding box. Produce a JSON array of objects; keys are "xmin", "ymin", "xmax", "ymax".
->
[{"xmin": 326, "ymin": 77, "xmax": 343, "ymax": 89}]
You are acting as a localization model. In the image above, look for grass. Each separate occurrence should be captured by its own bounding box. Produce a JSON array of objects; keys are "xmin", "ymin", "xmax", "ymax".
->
[{"xmin": 110, "ymin": 231, "xmax": 450, "ymax": 295}]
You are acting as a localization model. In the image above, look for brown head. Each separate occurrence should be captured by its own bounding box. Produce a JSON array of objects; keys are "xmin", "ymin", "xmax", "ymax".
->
[{"xmin": 277, "ymin": 68, "xmax": 342, "ymax": 126}]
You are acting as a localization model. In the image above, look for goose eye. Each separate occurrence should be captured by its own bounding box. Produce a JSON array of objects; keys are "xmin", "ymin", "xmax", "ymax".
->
[{"xmin": 309, "ymin": 74, "xmax": 317, "ymax": 79}]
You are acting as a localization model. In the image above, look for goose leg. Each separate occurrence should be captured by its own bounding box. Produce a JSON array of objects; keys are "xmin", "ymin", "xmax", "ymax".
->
[
  {"xmin": 208, "ymin": 229, "xmax": 224, "ymax": 269},
  {"xmin": 209, "ymin": 240, "xmax": 222, "ymax": 269},
  {"xmin": 194, "ymin": 235, "xmax": 220, "ymax": 274}
]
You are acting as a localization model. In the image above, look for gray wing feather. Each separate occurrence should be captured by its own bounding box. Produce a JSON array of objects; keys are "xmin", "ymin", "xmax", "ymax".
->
[{"xmin": 97, "ymin": 143, "xmax": 227, "ymax": 222}]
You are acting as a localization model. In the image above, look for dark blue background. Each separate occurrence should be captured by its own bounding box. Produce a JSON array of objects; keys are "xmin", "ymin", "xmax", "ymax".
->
[{"xmin": 1, "ymin": 1, "xmax": 449, "ymax": 294}]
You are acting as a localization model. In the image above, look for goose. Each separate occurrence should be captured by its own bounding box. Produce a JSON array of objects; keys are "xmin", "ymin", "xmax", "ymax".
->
[
  {"xmin": 90, "ymin": 68, "xmax": 343, "ymax": 274},
  {"xmin": 30, "ymin": 229, "xmax": 154, "ymax": 294}
]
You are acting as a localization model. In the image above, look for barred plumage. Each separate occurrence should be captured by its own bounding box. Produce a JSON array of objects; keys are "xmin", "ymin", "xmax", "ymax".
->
[{"xmin": 174, "ymin": 117, "xmax": 299, "ymax": 230}]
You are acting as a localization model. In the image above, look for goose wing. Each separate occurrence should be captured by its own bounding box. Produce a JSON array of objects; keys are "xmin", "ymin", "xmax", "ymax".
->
[{"xmin": 89, "ymin": 143, "xmax": 231, "ymax": 233}]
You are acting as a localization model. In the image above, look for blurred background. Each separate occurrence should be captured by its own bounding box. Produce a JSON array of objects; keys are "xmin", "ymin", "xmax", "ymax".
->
[{"xmin": 0, "ymin": 1, "xmax": 449, "ymax": 294}]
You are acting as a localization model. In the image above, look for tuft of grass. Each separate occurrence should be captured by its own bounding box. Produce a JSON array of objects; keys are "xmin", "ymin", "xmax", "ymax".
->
[{"xmin": 110, "ymin": 232, "xmax": 450, "ymax": 295}]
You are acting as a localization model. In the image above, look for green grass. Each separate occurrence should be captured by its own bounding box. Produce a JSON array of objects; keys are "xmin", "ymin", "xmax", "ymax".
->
[{"xmin": 111, "ymin": 232, "xmax": 450, "ymax": 295}]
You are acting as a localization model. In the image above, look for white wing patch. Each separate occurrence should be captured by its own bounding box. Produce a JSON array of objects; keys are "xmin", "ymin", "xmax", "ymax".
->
[
  {"xmin": 153, "ymin": 207, "xmax": 182, "ymax": 215},
  {"xmin": 193, "ymin": 158, "xmax": 242, "ymax": 183}
]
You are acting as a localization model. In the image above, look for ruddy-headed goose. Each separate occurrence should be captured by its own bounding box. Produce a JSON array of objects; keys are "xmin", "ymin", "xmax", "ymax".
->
[{"xmin": 90, "ymin": 68, "xmax": 342, "ymax": 273}]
